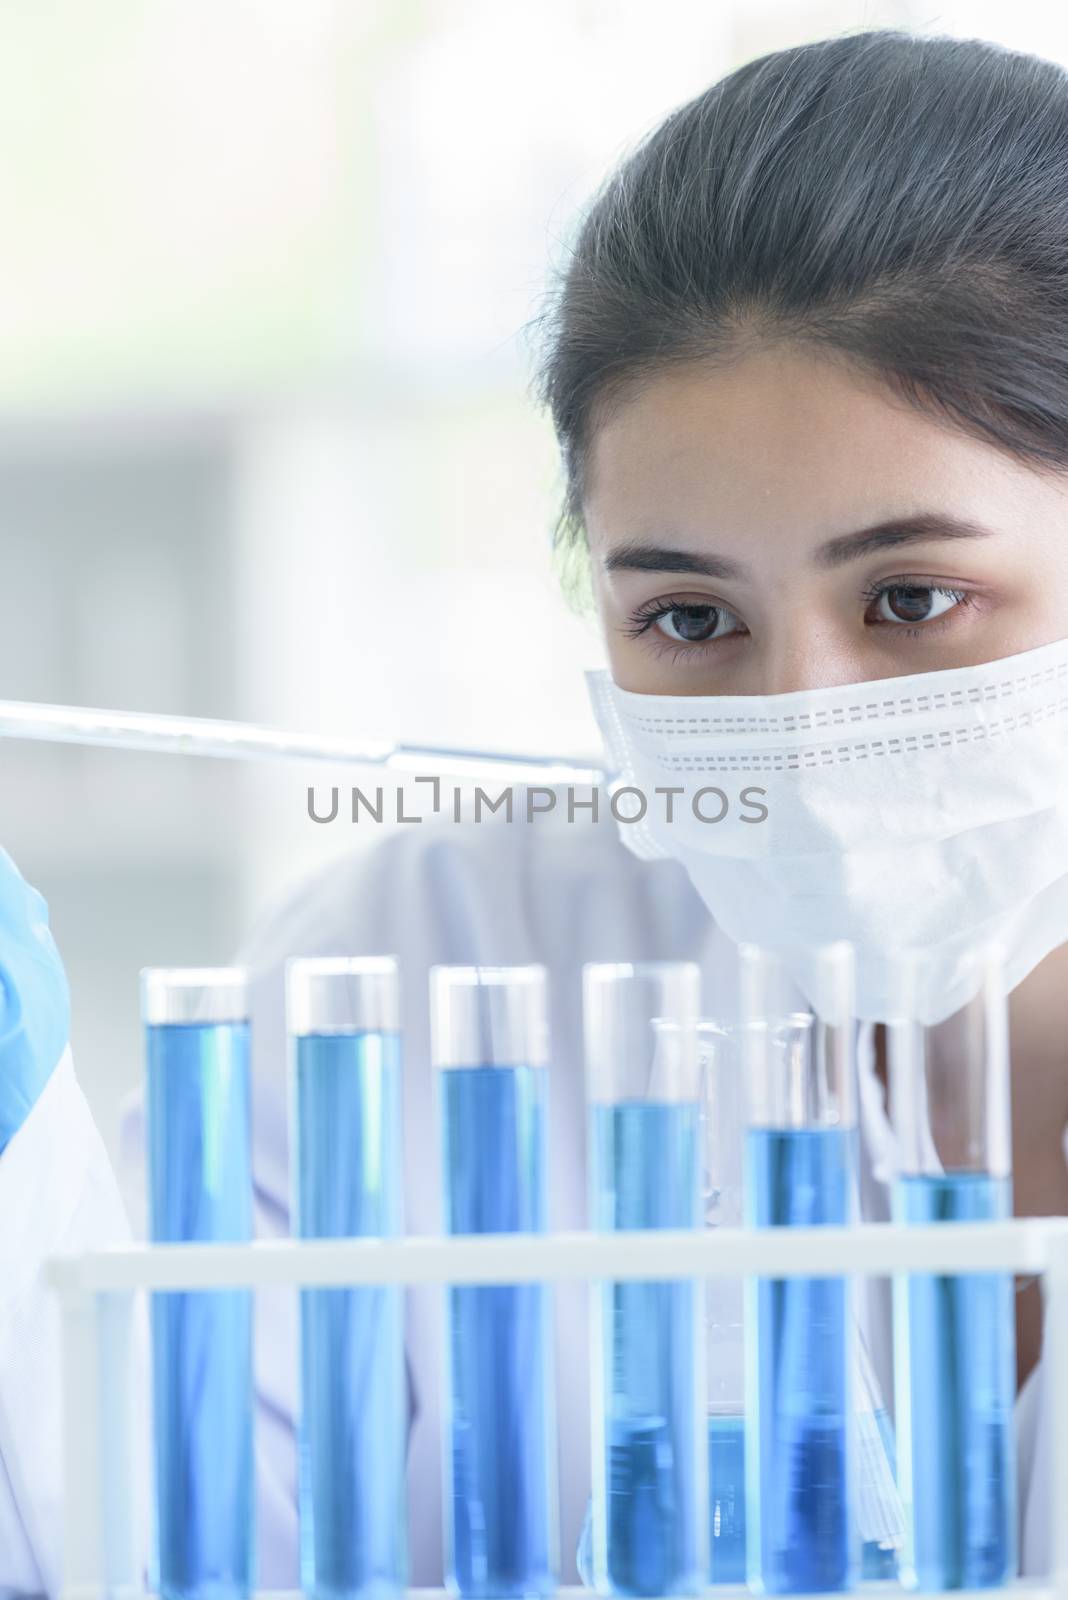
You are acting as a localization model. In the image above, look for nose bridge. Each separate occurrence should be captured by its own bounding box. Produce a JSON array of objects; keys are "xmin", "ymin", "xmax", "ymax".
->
[
  {"xmin": 758, "ymin": 618, "xmax": 857, "ymax": 695},
  {"xmin": 746, "ymin": 566, "xmax": 872, "ymax": 694}
]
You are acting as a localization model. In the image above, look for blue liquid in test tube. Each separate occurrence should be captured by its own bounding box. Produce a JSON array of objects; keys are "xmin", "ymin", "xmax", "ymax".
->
[
  {"xmin": 584, "ymin": 962, "xmax": 706, "ymax": 1598},
  {"xmin": 707, "ymin": 1415, "xmax": 746, "ymax": 1580},
  {"xmin": 432, "ymin": 965, "xmax": 558, "ymax": 1600},
  {"xmin": 287, "ymin": 956, "xmax": 407, "ymax": 1600},
  {"xmin": 143, "ymin": 966, "xmax": 254, "ymax": 1600},
  {"xmin": 858, "ymin": 1398, "xmax": 901, "ymax": 1579},
  {"xmin": 740, "ymin": 942, "xmax": 859, "ymax": 1596},
  {"xmin": 888, "ymin": 944, "xmax": 1017, "ymax": 1591},
  {"xmin": 746, "ymin": 1124, "xmax": 855, "ymax": 1593},
  {"xmin": 698, "ymin": 1014, "xmax": 900, "ymax": 1589}
]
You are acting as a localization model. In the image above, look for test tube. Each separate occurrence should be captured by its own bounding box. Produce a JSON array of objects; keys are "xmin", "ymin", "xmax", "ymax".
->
[
  {"xmin": 583, "ymin": 963, "xmax": 708, "ymax": 1597},
  {"xmin": 853, "ymin": 1326, "xmax": 903, "ymax": 1578},
  {"xmin": 696, "ymin": 1021, "xmax": 747, "ymax": 1587},
  {"xmin": 142, "ymin": 966, "xmax": 254, "ymax": 1600},
  {"xmin": 431, "ymin": 965, "xmax": 558, "ymax": 1599},
  {"xmin": 741, "ymin": 941, "xmax": 858, "ymax": 1595},
  {"xmin": 887, "ymin": 941, "xmax": 1017, "ymax": 1590},
  {"xmin": 287, "ymin": 956, "xmax": 407, "ymax": 1600}
]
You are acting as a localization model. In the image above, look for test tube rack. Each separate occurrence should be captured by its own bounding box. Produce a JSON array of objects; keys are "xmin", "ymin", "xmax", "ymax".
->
[{"xmin": 47, "ymin": 1216, "xmax": 1068, "ymax": 1600}]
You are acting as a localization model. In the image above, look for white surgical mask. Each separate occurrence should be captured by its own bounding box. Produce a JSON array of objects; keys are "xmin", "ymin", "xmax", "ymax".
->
[{"xmin": 586, "ymin": 633, "xmax": 1068, "ymax": 1025}]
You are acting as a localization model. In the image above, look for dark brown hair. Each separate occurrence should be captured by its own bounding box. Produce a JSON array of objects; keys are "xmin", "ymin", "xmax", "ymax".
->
[{"xmin": 528, "ymin": 28, "xmax": 1068, "ymax": 559}]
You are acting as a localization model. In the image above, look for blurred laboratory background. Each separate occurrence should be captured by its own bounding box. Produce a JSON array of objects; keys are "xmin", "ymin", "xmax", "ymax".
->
[{"xmin": 0, "ymin": 0, "xmax": 1061, "ymax": 1157}]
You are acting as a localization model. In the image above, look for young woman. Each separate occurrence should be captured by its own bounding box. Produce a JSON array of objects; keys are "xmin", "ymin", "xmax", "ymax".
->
[{"xmin": 4, "ymin": 24, "xmax": 1068, "ymax": 1593}]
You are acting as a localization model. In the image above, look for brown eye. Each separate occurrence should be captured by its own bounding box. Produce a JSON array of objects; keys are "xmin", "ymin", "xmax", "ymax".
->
[
  {"xmin": 872, "ymin": 585, "xmax": 964, "ymax": 625},
  {"xmin": 656, "ymin": 604, "xmax": 736, "ymax": 643}
]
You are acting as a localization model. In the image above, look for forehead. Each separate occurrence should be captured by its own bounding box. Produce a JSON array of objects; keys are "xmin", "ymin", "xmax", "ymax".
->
[{"xmin": 582, "ymin": 344, "xmax": 1015, "ymax": 547}]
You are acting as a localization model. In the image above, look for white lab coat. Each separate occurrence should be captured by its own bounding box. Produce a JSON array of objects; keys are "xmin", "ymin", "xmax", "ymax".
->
[{"xmin": 0, "ymin": 796, "xmax": 1056, "ymax": 1591}]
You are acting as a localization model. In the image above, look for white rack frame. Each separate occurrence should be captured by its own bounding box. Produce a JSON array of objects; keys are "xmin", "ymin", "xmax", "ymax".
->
[{"xmin": 47, "ymin": 1217, "xmax": 1068, "ymax": 1600}]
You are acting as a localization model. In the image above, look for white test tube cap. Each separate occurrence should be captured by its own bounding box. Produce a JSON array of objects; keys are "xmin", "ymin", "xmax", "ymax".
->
[
  {"xmin": 140, "ymin": 966, "xmax": 249, "ymax": 1025},
  {"xmin": 285, "ymin": 955, "xmax": 400, "ymax": 1036},
  {"xmin": 583, "ymin": 960, "xmax": 702, "ymax": 1104},
  {"xmin": 429, "ymin": 964, "xmax": 548, "ymax": 1069}
]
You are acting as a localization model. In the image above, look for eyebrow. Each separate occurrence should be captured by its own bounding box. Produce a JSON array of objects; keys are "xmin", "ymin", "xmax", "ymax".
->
[{"xmin": 601, "ymin": 512, "xmax": 999, "ymax": 581}]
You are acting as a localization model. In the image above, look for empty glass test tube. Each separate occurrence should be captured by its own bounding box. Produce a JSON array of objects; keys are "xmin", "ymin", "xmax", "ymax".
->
[
  {"xmin": 432, "ymin": 964, "xmax": 558, "ymax": 1599},
  {"xmin": 584, "ymin": 963, "xmax": 707, "ymax": 1597},
  {"xmin": 741, "ymin": 942, "xmax": 858, "ymax": 1595},
  {"xmin": 287, "ymin": 956, "xmax": 407, "ymax": 1600},
  {"xmin": 142, "ymin": 966, "xmax": 254, "ymax": 1600},
  {"xmin": 887, "ymin": 941, "xmax": 1017, "ymax": 1590},
  {"xmin": 696, "ymin": 1021, "xmax": 748, "ymax": 1586}
]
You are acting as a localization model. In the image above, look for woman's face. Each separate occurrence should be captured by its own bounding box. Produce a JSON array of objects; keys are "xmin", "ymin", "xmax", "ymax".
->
[{"xmin": 583, "ymin": 344, "xmax": 1068, "ymax": 695}]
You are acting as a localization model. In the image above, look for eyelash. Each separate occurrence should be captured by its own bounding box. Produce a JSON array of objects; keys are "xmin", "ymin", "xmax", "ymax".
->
[
  {"xmin": 859, "ymin": 577, "xmax": 975, "ymax": 633},
  {"xmin": 623, "ymin": 577, "xmax": 976, "ymax": 654}
]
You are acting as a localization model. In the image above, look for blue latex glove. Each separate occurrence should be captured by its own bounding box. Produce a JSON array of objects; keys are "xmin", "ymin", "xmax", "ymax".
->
[{"xmin": 0, "ymin": 845, "xmax": 69, "ymax": 1153}]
